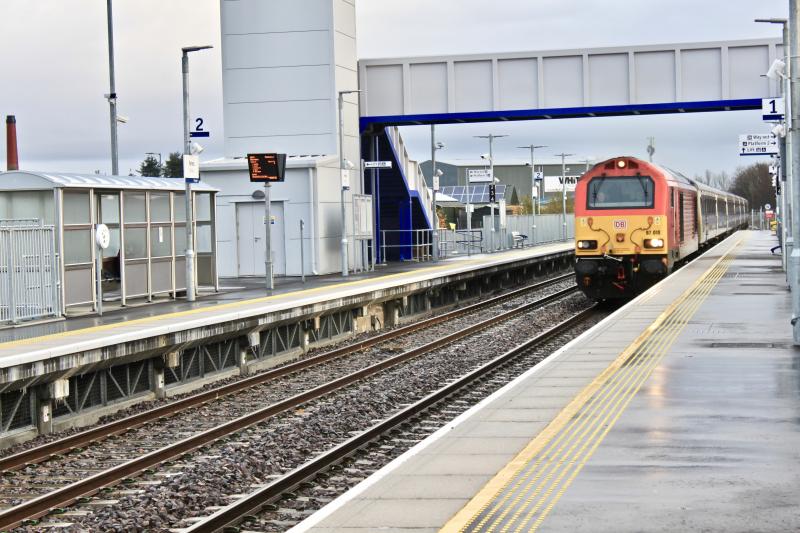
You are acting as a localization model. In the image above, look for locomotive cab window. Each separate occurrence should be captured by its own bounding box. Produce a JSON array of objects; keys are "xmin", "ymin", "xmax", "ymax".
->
[{"xmin": 587, "ymin": 176, "xmax": 655, "ymax": 209}]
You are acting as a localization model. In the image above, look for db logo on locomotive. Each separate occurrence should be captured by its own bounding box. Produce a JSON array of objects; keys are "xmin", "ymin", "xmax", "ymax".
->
[{"xmin": 613, "ymin": 219, "xmax": 628, "ymax": 230}]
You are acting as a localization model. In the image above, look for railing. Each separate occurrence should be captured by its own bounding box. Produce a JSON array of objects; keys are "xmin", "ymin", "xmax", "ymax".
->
[
  {"xmin": 385, "ymin": 126, "xmax": 432, "ymax": 224},
  {"xmin": 0, "ymin": 221, "xmax": 61, "ymax": 324},
  {"xmin": 381, "ymin": 215, "xmax": 575, "ymax": 263},
  {"xmin": 482, "ymin": 214, "xmax": 575, "ymax": 248},
  {"xmin": 437, "ymin": 229, "xmax": 483, "ymax": 256},
  {"xmin": 381, "ymin": 229, "xmax": 433, "ymax": 262}
]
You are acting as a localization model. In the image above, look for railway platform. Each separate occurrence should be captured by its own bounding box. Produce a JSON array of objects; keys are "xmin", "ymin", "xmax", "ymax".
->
[
  {"xmin": 297, "ymin": 230, "xmax": 800, "ymax": 533},
  {"xmin": 0, "ymin": 242, "xmax": 572, "ymax": 443}
]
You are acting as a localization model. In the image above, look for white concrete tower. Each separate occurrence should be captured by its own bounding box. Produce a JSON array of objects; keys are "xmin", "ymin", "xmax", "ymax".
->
[{"xmin": 220, "ymin": 0, "xmax": 360, "ymax": 168}]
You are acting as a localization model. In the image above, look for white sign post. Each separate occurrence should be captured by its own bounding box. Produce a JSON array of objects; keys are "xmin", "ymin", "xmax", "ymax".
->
[
  {"xmin": 183, "ymin": 154, "xmax": 200, "ymax": 183},
  {"xmin": 739, "ymin": 133, "xmax": 779, "ymax": 156},
  {"xmin": 762, "ymin": 98, "xmax": 785, "ymax": 121}
]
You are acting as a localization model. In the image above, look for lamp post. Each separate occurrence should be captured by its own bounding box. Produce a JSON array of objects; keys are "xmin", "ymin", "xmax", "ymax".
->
[
  {"xmin": 339, "ymin": 90, "xmax": 361, "ymax": 277},
  {"xmin": 181, "ymin": 45, "xmax": 213, "ymax": 302},
  {"xmin": 519, "ymin": 144, "xmax": 547, "ymax": 246},
  {"xmin": 431, "ymin": 125, "xmax": 444, "ymax": 261},
  {"xmin": 555, "ymin": 152, "xmax": 574, "ymax": 241},
  {"xmin": 476, "ymin": 134, "xmax": 508, "ymax": 252},
  {"xmin": 105, "ymin": 0, "xmax": 119, "ymax": 175}
]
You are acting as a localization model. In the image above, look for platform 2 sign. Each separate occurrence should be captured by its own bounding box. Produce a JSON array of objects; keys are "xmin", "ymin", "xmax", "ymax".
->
[
  {"xmin": 739, "ymin": 134, "xmax": 778, "ymax": 156},
  {"xmin": 247, "ymin": 153, "xmax": 287, "ymax": 182}
]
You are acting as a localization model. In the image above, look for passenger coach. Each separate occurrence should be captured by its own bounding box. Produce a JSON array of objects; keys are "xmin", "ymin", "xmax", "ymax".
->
[{"xmin": 573, "ymin": 156, "xmax": 747, "ymax": 300}]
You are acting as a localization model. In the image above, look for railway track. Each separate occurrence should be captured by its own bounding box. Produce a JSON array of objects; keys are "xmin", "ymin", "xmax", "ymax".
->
[
  {"xmin": 0, "ymin": 274, "xmax": 578, "ymax": 530},
  {"xmin": 185, "ymin": 306, "xmax": 601, "ymax": 532}
]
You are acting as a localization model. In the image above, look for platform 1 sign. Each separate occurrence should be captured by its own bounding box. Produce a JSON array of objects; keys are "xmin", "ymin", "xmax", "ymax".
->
[
  {"xmin": 762, "ymin": 98, "xmax": 785, "ymax": 121},
  {"xmin": 739, "ymin": 134, "xmax": 778, "ymax": 156}
]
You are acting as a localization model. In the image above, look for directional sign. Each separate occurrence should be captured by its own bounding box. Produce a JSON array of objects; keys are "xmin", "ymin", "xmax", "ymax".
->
[
  {"xmin": 762, "ymin": 98, "xmax": 785, "ymax": 121},
  {"xmin": 364, "ymin": 161, "xmax": 392, "ymax": 169},
  {"xmin": 739, "ymin": 133, "xmax": 778, "ymax": 156},
  {"xmin": 468, "ymin": 169, "xmax": 492, "ymax": 183}
]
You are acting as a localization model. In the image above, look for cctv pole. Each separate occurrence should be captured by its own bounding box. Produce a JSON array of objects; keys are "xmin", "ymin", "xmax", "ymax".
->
[
  {"xmin": 556, "ymin": 152, "xmax": 574, "ymax": 241},
  {"xmin": 431, "ymin": 124, "xmax": 439, "ymax": 262},
  {"xmin": 339, "ymin": 91, "xmax": 349, "ymax": 277},
  {"xmin": 105, "ymin": 0, "xmax": 119, "ymax": 175},
  {"xmin": 181, "ymin": 45, "xmax": 212, "ymax": 302},
  {"xmin": 790, "ymin": 0, "xmax": 800, "ymax": 343},
  {"xmin": 519, "ymin": 145, "xmax": 546, "ymax": 246}
]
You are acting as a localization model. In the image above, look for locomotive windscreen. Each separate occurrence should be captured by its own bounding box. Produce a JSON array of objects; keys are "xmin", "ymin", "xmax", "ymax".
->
[{"xmin": 587, "ymin": 176, "xmax": 654, "ymax": 209}]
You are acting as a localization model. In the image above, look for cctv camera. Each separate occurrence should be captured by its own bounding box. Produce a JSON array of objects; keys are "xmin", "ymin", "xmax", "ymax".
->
[
  {"xmin": 435, "ymin": 169, "xmax": 444, "ymax": 177},
  {"xmin": 772, "ymin": 124, "xmax": 786, "ymax": 138},
  {"xmin": 344, "ymin": 159, "xmax": 355, "ymax": 170},
  {"xmin": 116, "ymin": 115, "xmax": 129, "ymax": 124},
  {"xmin": 436, "ymin": 142, "xmax": 445, "ymax": 150},
  {"xmin": 190, "ymin": 142, "xmax": 204, "ymax": 155},
  {"xmin": 766, "ymin": 59, "xmax": 787, "ymax": 80},
  {"xmin": 480, "ymin": 154, "xmax": 490, "ymax": 160}
]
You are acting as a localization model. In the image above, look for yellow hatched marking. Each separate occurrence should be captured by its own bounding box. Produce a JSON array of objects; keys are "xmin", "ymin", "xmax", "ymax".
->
[
  {"xmin": 440, "ymin": 236, "xmax": 743, "ymax": 533},
  {"xmin": 0, "ymin": 247, "xmax": 551, "ymax": 350}
]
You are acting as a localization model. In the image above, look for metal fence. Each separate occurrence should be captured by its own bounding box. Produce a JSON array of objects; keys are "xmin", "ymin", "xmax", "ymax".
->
[
  {"xmin": 0, "ymin": 221, "xmax": 61, "ymax": 324},
  {"xmin": 380, "ymin": 214, "xmax": 575, "ymax": 263},
  {"xmin": 482, "ymin": 214, "xmax": 575, "ymax": 248}
]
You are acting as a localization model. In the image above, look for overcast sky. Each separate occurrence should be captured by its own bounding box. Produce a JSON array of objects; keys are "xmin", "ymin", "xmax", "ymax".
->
[{"xmin": 0, "ymin": 0, "xmax": 789, "ymax": 177}]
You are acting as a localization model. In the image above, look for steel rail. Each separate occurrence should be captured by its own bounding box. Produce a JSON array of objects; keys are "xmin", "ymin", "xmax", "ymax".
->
[
  {"xmin": 0, "ymin": 273, "xmax": 572, "ymax": 473},
  {"xmin": 186, "ymin": 307, "xmax": 598, "ymax": 533},
  {"xmin": 0, "ymin": 285, "xmax": 578, "ymax": 530}
]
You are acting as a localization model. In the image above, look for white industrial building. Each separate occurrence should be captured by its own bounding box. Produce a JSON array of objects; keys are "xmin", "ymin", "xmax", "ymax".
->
[{"xmin": 201, "ymin": 0, "xmax": 371, "ymax": 278}]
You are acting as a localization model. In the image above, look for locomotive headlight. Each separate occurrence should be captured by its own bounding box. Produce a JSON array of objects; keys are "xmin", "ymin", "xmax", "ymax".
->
[
  {"xmin": 577, "ymin": 240, "xmax": 598, "ymax": 250},
  {"xmin": 644, "ymin": 238, "xmax": 664, "ymax": 249}
]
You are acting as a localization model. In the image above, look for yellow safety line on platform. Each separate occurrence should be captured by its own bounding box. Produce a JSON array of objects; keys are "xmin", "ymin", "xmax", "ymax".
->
[
  {"xmin": 440, "ymin": 236, "xmax": 744, "ymax": 533},
  {"xmin": 0, "ymin": 247, "xmax": 561, "ymax": 351}
]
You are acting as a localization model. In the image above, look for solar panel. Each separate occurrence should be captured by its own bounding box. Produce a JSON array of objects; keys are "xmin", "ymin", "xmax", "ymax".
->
[{"xmin": 439, "ymin": 185, "xmax": 507, "ymax": 204}]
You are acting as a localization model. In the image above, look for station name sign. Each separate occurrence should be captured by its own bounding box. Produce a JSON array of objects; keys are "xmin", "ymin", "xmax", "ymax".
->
[
  {"xmin": 738, "ymin": 134, "xmax": 778, "ymax": 156},
  {"xmin": 247, "ymin": 153, "xmax": 287, "ymax": 182}
]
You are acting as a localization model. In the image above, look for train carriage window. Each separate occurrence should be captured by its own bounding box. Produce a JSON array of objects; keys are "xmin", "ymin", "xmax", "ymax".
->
[{"xmin": 587, "ymin": 176, "xmax": 655, "ymax": 209}]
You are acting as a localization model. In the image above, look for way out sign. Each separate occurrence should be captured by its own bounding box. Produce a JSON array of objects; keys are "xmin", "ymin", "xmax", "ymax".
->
[
  {"xmin": 762, "ymin": 98, "xmax": 785, "ymax": 121},
  {"xmin": 739, "ymin": 133, "xmax": 778, "ymax": 156}
]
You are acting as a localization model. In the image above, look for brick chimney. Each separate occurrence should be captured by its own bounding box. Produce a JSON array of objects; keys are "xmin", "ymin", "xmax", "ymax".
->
[{"xmin": 6, "ymin": 115, "xmax": 18, "ymax": 171}]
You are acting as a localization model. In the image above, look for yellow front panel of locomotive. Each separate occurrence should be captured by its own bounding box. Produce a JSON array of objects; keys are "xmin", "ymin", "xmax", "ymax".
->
[{"xmin": 575, "ymin": 215, "xmax": 666, "ymax": 256}]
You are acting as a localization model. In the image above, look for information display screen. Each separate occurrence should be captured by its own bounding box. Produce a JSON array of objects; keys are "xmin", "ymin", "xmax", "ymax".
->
[{"xmin": 247, "ymin": 153, "xmax": 287, "ymax": 182}]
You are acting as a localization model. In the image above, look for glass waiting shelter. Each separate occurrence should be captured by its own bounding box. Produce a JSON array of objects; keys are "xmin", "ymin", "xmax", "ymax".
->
[{"xmin": 0, "ymin": 171, "xmax": 218, "ymax": 315}]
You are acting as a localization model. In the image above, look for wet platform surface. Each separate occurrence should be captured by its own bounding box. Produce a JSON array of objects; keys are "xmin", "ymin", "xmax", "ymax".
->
[{"xmin": 297, "ymin": 231, "xmax": 800, "ymax": 533}]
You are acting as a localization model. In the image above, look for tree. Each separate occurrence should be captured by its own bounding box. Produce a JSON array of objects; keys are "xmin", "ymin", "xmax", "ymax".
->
[
  {"xmin": 138, "ymin": 155, "xmax": 162, "ymax": 177},
  {"xmin": 162, "ymin": 152, "xmax": 184, "ymax": 178},
  {"xmin": 728, "ymin": 162, "xmax": 775, "ymax": 211}
]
